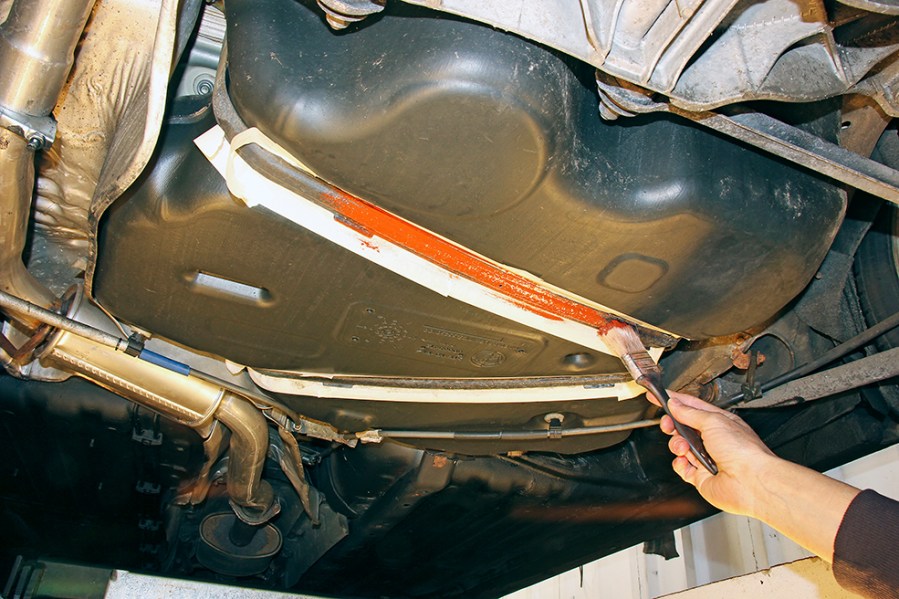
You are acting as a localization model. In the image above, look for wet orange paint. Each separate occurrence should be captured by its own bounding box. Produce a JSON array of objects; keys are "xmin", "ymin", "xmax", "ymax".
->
[{"xmin": 322, "ymin": 190, "xmax": 629, "ymax": 336}]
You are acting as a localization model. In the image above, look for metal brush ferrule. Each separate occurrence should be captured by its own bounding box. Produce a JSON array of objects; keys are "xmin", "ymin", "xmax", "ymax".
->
[{"xmin": 620, "ymin": 350, "xmax": 659, "ymax": 383}]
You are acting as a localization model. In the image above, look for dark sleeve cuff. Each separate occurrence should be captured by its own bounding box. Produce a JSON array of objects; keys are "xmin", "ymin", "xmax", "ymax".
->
[{"xmin": 833, "ymin": 489, "xmax": 899, "ymax": 598}]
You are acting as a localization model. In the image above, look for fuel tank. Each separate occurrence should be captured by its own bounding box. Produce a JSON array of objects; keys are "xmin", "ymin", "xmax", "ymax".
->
[{"xmin": 94, "ymin": 0, "xmax": 845, "ymax": 377}]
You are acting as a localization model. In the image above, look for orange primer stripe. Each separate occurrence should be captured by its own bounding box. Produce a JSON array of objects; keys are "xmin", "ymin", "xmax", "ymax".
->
[{"xmin": 322, "ymin": 190, "xmax": 626, "ymax": 336}]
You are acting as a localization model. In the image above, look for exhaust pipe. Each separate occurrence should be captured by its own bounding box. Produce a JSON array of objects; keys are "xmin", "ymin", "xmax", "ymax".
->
[
  {"xmin": 0, "ymin": 0, "xmax": 96, "ymax": 118},
  {"xmin": 0, "ymin": 131, "xmax": 54, "ymax": 309},
  {"xmin": 0, "ymin": 0, "xmax": 97, "ymax": 313},
  {"xmin": 0, "ymin": 0, "xmax": 278, "ymax": 529},
  {"xmin": 44, "ymin": 288, "xmax": 278, "ymax": 523}
]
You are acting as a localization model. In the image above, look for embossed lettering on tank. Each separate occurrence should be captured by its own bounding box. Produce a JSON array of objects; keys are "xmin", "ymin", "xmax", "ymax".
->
[{"xmin": 339, "ymin": 303, "xmax": 542, "ymax": 372}]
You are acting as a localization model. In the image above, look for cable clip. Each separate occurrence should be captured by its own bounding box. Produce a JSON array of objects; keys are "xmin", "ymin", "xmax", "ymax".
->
[
  {"xmin": 545, "ymin": 413, "xmax": 565, "ymax": 440},
  {"xmin": 124, "ymin": 333, "xmax": 146, "ymax": 357}
]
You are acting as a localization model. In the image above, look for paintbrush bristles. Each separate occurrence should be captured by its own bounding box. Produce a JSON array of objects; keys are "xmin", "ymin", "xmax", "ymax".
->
[
  {"xmin": 602, "ymin": 325, "xmax": 658, "ymax": 383},
  {"xmin": 601, "ymin": 324, "xmax": 647, "ymax": 358}
]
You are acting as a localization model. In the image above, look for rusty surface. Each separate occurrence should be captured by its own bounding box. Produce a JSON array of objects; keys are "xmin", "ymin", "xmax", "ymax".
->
[
  {"xmin": 839, "ymin": 95, "xmax": 891, "ymax": 158},
  {"xmin": 731, "ymin": 347, "xmax": 766, "ymax": 370},
  {"xmin": 0, "ymin": 321, "xmax": 53, "ymax": 364}
]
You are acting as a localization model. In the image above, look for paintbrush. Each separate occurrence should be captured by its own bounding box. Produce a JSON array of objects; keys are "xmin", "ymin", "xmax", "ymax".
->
[{"xmin": 603, "ymin": 324, "xmax": 719, "ymax": 475}]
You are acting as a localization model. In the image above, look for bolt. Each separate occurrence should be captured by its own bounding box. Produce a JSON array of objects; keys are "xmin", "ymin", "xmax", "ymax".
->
[
  {"xmin": 196, "ymin": 79, "xmax": 214, "ymax": 95},
  {"xmin": 325, "ymin": 13, "xmax": 350, "ymax": 29},
  {"xmin": 26, "ymin": 136, "xmax": 43, "ymax": 151}
]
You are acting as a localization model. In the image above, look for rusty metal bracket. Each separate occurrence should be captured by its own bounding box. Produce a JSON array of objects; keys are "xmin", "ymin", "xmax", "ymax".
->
[
  {"xmin": 740, "ymin": 347, "xmax": 899, "ymax": 408},
  {"xmin": 0, "ymin": 316, "xmax": 56, "ymax": 365},
  {"xmin": 717, "ymin": 310, "xmax": 899, "ymax": 408}
]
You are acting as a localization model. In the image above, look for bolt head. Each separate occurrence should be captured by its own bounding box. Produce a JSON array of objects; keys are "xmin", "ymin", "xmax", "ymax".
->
[
  {"xmin": 196, "ymin": 79, "xmax": 214, "ymax": 95},
  {"xmin": 326, "ymin": 13, "xmax": 350, "ymax": 29}
]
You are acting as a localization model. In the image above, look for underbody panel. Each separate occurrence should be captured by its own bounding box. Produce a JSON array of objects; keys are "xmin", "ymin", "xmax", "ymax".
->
[{"xmin": 1, "ymin": 0, "xmax": 898, "ymax": 597}]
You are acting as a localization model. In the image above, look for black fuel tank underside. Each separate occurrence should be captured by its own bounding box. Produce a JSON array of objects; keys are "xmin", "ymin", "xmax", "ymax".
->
[
  {"xmin": 95, "ymin": 0, "xmax": 845, "ymax": 376},
  {"xmin": 94, "ymin": 105, "xmax": 628, "ymax": 376},
  {"xmin": 225, "ymin": 0, "xmax": 845, "ymax": 338}
]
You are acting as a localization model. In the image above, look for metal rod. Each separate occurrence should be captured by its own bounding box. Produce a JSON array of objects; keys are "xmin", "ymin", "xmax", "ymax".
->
[
  {"xmin": 717, "ymin": 310, "xmax": 899, "ymax": 408},
  {"xmin": 739, "ymin": 347, "xmax": 899, "ymax": 409},
  {"xmin": 674, "ymin": 107, "xmax": 899, "ymax": 205},
  {"xmin": 0, "ymin": 288, "xmax": 127, "ymax": 351},
  {"xmin": 372, "ymin": 418, "xmax": 660, "ymax": 442}
]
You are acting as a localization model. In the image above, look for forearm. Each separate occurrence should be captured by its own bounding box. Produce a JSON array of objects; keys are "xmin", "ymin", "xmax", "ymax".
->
[
  {"xmin": 659, "ymin": 393, "xmax": 862, "ymax": 562},
  {"xmin": 747, "ymin": 455, "xmax": 860, "ymax": 561}
]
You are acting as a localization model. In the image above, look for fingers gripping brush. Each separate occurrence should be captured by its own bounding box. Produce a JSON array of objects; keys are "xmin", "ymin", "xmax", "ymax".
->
[{"xmin": 604, "ymin": 325, "xmax": 719, "ymax": 475}]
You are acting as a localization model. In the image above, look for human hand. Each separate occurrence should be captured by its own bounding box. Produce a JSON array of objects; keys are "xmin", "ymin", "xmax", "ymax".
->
[{"xmin": 650, "ymin": 391, "xmax": 779, "ymax": 518}]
